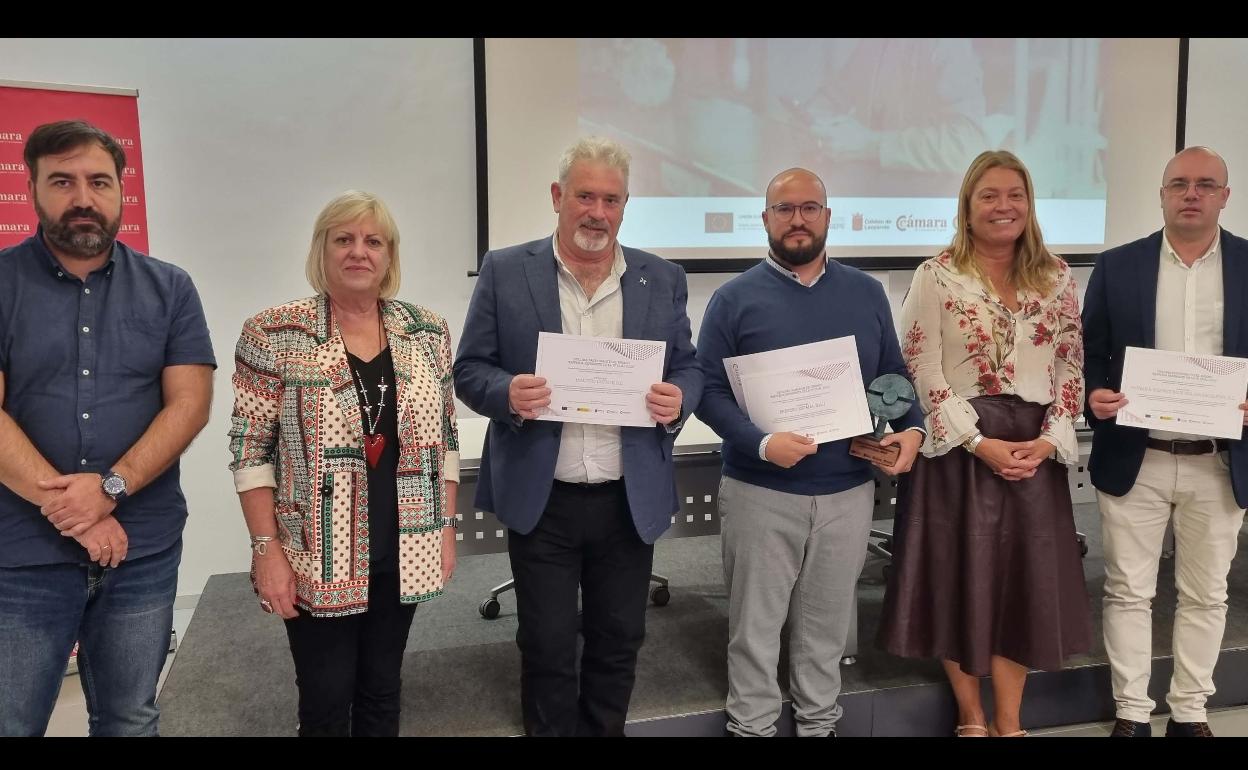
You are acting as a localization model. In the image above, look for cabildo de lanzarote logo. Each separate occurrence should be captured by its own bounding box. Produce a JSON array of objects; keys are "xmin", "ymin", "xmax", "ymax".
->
[{"xmin": 852, "ymin": 213, "xmax": 891, "ymax": 231}]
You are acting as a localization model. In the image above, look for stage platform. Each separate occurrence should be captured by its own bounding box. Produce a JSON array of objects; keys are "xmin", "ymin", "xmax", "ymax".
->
[{"xmin": 158, "ymin": 503, "xmax": 1248, "ymax": 736}]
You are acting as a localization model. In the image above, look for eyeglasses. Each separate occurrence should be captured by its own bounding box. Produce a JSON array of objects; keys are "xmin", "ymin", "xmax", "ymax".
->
[
  {"xmin": 1162, "ymin": 180, "xmax": 1226, "ymax": 197},
  {"xmin": 767, "ymin": 202, "xmax": 825, "ymax": 222}
]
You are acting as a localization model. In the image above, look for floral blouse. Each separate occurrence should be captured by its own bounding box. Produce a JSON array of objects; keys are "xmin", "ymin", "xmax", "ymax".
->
[{"xmin": 899, "ymin": 251, "xmax": 1084, "ymax": 463}]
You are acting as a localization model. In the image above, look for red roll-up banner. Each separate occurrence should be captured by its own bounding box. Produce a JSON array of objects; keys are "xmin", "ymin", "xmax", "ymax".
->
[{"xmin": 0, "ymin": 80, "xmax": 149, "ymax": 252}]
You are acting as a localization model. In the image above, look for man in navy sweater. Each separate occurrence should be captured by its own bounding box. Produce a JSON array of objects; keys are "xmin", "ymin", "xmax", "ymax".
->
[{"xmin": 695, "ymin": 168, "xmax": 924, "ymax": 737}]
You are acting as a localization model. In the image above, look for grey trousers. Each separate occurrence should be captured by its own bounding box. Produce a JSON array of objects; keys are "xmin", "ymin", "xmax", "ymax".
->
[{"xmin": 720, "ymin": 476, "xmax": 873, "ymax": 737}]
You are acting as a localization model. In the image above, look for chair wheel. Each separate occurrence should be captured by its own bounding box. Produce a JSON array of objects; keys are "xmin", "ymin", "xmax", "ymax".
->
[
  {"xmin": 841, "ymin": 656, "xmax": 857, "ymax": 666},
  {"xmin": 650, "ymin": 585, "xmax": 671, "ymax": 606},
  {"xmin": 479, "ymin": 598, "xmax": 501, "ymax": 619},
  {"xmin": 1077, "ymin": 535, "xmax": 1089, "ymax": 558}
]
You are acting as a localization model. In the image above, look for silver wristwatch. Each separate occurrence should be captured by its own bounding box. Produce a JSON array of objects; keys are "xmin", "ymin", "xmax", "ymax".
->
[
  {"xmin": 962, "ymin": 433, "xmax": 985, "ymax": 455},
  {"xmin": 101, "ymin": 470, "xmax": 128, "ymax": 502},
  {"xmin": 439, "ymin": 516, "xmax": 458, "ymax": 530}
]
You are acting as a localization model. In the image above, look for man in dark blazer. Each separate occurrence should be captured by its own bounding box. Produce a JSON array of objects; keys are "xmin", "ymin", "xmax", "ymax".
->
[
  {"xmin": 454, "ymin": 136, "xmax": 702, "ymax": 736},
  {"xmin": 1083, "ymin": 146, "xmax": 1248, "ymax": 738}
]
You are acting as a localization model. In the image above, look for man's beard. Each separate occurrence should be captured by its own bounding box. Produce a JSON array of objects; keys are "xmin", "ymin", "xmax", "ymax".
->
[
  {"xmin": 572, "ymin": 217, "xmax": 612, "ymax": 252},
  {"xmin": 768, "ymin": 227, "xmax": 826, "ymax": 267},
  {"xmin": 35, "ymin": 198, "xmax": 122, "ymax": 259}
]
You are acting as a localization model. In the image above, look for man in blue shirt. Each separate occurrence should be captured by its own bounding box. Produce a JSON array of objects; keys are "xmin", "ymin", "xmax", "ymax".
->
[
  {"xmin": 0, "ymin": 120, "xmax": 215, "ymax": 736},
  {"xmin": 695, "ymin": 168, "xmax": 923, "ymax": 737}
]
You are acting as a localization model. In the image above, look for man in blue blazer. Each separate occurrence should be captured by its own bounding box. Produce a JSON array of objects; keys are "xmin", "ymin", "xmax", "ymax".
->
[
  {"xmin": 1083, "ymin": 146, "xmax": 1248, "ymax": 738},
  {"xmin": 454, "ymin": 137, "xmax": 702, "ymax": 737}
]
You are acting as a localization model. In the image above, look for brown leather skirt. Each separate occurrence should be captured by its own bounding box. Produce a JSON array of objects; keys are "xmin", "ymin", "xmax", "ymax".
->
[{"xmin": 876, "ymin": 395, "xmax": 1092, "ymax": 675}]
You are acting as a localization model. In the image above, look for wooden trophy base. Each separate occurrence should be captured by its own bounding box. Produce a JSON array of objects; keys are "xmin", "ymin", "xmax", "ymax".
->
[{"xmin": 849, "ymin": 434, "xmax": 901, "ymax": 464}]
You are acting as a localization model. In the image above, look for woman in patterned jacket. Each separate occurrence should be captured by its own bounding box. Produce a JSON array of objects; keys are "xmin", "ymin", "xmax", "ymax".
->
[
  {"xmin": 228, "ymin": 190, "xmax": 459, "ymax": 736},
  {"xmin": 877, "ymin": 151, "xmax": 1092, "ymax": 737}
]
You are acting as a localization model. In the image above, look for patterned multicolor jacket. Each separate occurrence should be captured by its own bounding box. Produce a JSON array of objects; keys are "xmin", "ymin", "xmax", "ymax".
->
[{"xmin": 228, "ymin": 296, "xmax": 460, "ymax": 617}]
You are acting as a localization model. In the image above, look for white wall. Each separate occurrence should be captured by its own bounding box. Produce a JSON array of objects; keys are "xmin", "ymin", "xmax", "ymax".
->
[
  {"xmin": 1186, "ymin": 39, "xmax": 1248, "ymax": 236},
  {"xmin": 2, "ymin": 38, "xmax": 478, "ymax": 598}
]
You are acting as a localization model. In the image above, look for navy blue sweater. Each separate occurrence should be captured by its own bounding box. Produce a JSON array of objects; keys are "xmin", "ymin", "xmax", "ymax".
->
[{"xmin": 695, "ymin": 259, "xmax": 923, "ymax": 496}]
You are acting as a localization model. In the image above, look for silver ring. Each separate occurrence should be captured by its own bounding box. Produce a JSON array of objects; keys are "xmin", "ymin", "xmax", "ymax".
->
[{"xmin": 102, "ymin": 545, "xmax": 112, "ymax": 550}]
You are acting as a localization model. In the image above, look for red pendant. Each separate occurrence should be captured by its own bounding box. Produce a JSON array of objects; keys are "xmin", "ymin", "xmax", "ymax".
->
[{"xmin": 364, "ymin": 434, "xmax": 386, "ymax": 468}]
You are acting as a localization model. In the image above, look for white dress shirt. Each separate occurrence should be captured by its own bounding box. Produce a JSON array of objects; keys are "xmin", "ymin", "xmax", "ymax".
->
[
  {"xmin": 1151, "ymin": 232, "xmax": 1224, "ymax": 442},
  {"xmin": 551, "ymin": 235, "xmax": 627, "ymax": 483}
]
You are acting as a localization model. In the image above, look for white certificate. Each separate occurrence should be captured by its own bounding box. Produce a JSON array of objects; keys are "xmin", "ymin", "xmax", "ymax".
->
[
  {"xmin": 725, "ymin": 337, "xmax": 872, "ymax": 443},
  {"xmin": 534, "ymin": 332, "xmax": 666, "ymax": 427},
  {"xmin": 1118, "ymin": 346, "xmax": 1248, "ymax": 440},
  {"xmin": 723, "ymin": 336, "xmax": 860, "ymax": 416}
]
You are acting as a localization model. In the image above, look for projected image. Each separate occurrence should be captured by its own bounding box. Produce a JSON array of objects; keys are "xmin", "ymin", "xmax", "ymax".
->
[{"xmin": 577, "ymin": 38, "xmax": 1107, "ymax": 250}]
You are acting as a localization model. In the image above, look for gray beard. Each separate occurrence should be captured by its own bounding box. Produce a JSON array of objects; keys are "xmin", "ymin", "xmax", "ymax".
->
[
  {"xmin": 573, "ymin": 228, "xmax": 611, "ymax": 253},
  {"xmin": 36, "ymin": 202, "xmax": 121, "ymax": 260}
]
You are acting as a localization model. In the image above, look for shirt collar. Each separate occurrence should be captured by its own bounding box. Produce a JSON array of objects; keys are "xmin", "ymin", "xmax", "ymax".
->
[
  {"xmin": 1162, "ymin": 230, "xmax": 1220, "ymax": 267},
  {"xmin": 765, "ymin": 250, "xmax": 828, "ymax": 286},
  {"xmin": 551, "ymin": 233, "xmax": 626, "ymax": 278}
]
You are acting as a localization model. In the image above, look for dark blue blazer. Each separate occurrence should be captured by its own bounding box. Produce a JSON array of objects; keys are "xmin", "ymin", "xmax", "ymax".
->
[
  {"xmin": 1082, "ymin": 228, "xmax": 1248, "ymax": 507},
  {"xmin": 453, "ymin": 238, "xmax": 703, "ymax": 544}
]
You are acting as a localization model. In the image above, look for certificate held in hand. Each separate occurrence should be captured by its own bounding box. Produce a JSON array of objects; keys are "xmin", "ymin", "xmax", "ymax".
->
[
  {"xmin": 534, "ymin": 332, "xmax": 667, "ymax": 428},
  {"xmin": 848, "ymin": 374, "xmax": 917, "ymax": 464},
  {"xmin": 725, "ymin": 336, "xmax": 873, "ymax": 444},
  {"xmin": 1117, "ymin": 346, "xmax": 1248, "ymax": 440}
]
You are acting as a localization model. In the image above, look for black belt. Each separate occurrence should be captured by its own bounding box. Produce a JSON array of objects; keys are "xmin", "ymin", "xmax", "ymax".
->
[
  {"xmin": 1146, "ymin": 437, "xmax": 1230, "ymax": 455},
  {"xmin": 553, "ymin": 478, "xmax": 624, "ymax": 490}
]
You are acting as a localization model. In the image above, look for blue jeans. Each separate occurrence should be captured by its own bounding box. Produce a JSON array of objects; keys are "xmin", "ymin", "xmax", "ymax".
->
[{"xmin": 0, "ymin": 538, "xmax": 181, "ymax": 736}]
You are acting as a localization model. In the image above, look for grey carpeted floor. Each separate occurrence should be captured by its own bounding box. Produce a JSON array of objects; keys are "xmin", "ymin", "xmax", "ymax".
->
[{"xmin": 159, "ymin": 502, "xmax": 1248, "ymax": 736}]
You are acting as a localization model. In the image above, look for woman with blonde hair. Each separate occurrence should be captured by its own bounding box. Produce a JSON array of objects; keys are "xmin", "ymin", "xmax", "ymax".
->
[
  {"xmin": 877, "ymin": 151, "xmax": 1092, "ymax": 737},
  {"xmin": 228, "ymin": 190, "xmax": 459, "ymax": 736}
]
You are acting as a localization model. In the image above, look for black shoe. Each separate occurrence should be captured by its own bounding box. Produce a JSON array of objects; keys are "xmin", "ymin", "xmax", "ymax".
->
[
  {"xmin": 1165, "ymin": 718, "xmax": 1214, "ymax": 737},
  {"xmin": 1109, "ymin": 718, "xmax": 1152, "ymax": 737}
]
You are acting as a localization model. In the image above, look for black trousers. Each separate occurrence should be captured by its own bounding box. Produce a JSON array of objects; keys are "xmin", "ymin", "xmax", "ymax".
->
[
  {"xmin": 508, "ymin": 479, "xmax": 655, "ymax": 736},
  {"xmin": 283, "ymin": 570, "xmax": 417, "ymax": 737}
]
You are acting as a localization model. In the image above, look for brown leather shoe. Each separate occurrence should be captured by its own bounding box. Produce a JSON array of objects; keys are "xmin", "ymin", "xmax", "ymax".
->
[
  {"xmin": 1109, "ymin": 718, "xmax": 1151, "ymax": 737},
  {"xmin": 1165, "ymin": 718, "xmax": 1214, "ymax": 737}
]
